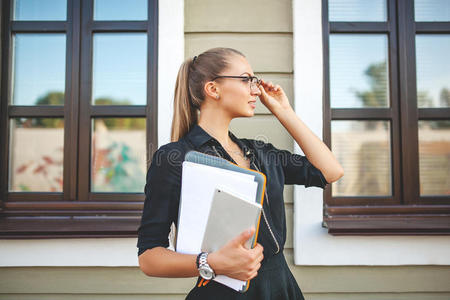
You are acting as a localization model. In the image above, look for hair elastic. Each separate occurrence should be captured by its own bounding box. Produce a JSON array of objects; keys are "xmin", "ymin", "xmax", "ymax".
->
[{"xmin": 193, "ymin": 55, "xmax": 198, "ymax": 63}]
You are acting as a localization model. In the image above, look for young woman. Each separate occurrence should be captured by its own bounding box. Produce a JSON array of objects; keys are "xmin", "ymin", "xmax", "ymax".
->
[{"xmin": 137, "ymin": 47, "xmax": 344, "ymax": 299}]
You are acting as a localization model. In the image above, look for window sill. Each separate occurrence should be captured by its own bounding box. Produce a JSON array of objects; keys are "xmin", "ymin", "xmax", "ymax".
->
[
  {"xmin": 0, "ymin": 216, "xmax": 140, "ymax": 239},
  {"xmin": 324, "ymin": 205, "xmax": 450, "ymax": 235}
]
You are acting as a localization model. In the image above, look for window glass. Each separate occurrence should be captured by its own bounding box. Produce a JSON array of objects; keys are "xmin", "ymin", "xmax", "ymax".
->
[
  {"xmin": 331, "ymin": 120, "xmax": 392, "ymax": 196},
  {"xmin": 91, "ymin": 118, "xmax": 146, "ymax": 192},
  {"xmin": 94, "ymin": 0, "xmax": 147, "ymax": 20},
  {"xmin": 418, "ymin": 120, "xmax": 450, "ymax": 195},
  {"xmin": 329, "ymin": 0, "xmax": 387, "ymax": 22},
  {"xmin": 330, "ymin": 34, "xmax": 389, "ymax": 108},
  {"xmin": 92, "ymin": 33, "xmax": 147, "ymax": 105},
  {"xmin": 14, "ymin": 0, "xmax": 67, "ymax": 21},
  {"xmin": 415, "ymin": 0, "xmax": 450, "ymax": 21},
  {"xmin": 9, "ymin": 118, "xmax": 64, "ymax": 192},
  {"xmin": 416, "ymin": 35, "xmax": 450, "ymax": 108},
  {"xmin": 12, "ymin": 34, "xmax": 66, "ymax": 106}
]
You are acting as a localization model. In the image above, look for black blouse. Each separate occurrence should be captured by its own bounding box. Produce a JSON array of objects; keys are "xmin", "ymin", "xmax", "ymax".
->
[{"xmin": 137, "ymin": 124, "xmax": 328, "ymax": 257}]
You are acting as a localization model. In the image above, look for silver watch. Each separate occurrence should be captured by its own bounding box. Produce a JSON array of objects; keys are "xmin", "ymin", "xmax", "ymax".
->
[{"xmin": 197, "ymin": 252, "xmax": 216, "ymax": 280}]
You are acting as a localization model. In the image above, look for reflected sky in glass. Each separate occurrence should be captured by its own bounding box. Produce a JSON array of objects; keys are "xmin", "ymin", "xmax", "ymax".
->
[
  {"xmin": 330, "ymin": 34, "xmax": 389, "ymax": 108},
  {"xmin": 94, "ymin": 0, "xmax": 147, "ymax": 20},
  {"xmin": 332, "ymin": 120, "xmax": 392, "ymax": 196},
  {"xmin": 12, "ymin": 34, "xmax": 66, "ymax": 105},
  {"xmin": 415, "ymin": 0, "xmax": 450, "ymax": 21},
  {"xmin": 92, "ymin": 33, "xmax": 147, "ymax": 105},
  {"xmin": 416, "ymin": 35, "xmax": 450, "ymax": 108},
  {"xmin": 329, "ymin": 0, "xmax": 387, "ymax": 21},
  {"xmin": 14, "ymin": 0, "xmax": 67, "ymax": 20}
]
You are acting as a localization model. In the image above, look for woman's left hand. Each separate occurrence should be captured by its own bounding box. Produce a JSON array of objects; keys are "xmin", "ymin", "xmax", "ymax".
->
[{"xmin": 258, "ymin": 79, "xmax": 292, "ymax": 114}]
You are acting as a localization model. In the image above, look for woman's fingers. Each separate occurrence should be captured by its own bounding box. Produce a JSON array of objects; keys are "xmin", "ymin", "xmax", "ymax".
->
[{"xmin": 260, "ymin": 79, "xmax": 279, "ymax": 92}]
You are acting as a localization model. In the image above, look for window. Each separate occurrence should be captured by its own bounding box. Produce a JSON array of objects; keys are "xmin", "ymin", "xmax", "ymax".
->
[
  {"xmin": 0, "ymin": 0, "xmax": 158, "ymax": 237},
  {"xmin": 322, "ymin": 0, "xmax": 450, "ymax": 234}
]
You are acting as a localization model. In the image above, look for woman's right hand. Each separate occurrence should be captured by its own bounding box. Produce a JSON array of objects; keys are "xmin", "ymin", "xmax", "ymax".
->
[{"xmin": 207, "ymin": 227, "xmax": 264, "ymax": 281}]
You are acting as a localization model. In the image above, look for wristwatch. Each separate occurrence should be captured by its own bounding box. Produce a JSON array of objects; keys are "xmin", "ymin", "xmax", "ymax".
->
[{"xmin": 196, "ymin": 252, "xmax": 216, "ymax": 280}]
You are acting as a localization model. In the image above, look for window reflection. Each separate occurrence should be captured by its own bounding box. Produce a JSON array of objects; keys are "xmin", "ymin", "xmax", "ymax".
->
[
  {"xmin": 329, "ymin": 0, "xmax": 387, "ymax": 22},
  {"xmin": 331, "ymin": 120, "xmax": 392, "ymax": 196},
  {"xmin": 92, "ymin": 33, "xmax": 147, "ymax": 105},
  {"xmin": 416, "ymin": 35, "xmax": 450, "ymax": 108},
  {"xmin": 9, "ymin": 118, "xmax": 64, "ymax": 192},
  {"xmin": 94, "ymin": 0, "xmax": 147, "ymax": 21},
  {"xmin": 91, "ymin": 118, "xmax": 146, "ymax": 193},
  {"xmin": 418, "ymin": 120, "xmax": 450, "ymax": 195},
  {"xmin": 415, "ymin": 0, "xmax": 450, "ymax": 22},
  {"xmin": 14, "ymin": 0, "xmax": 67, "ymax": 21},
  {"xmin": 12, "ymin": 34, "xmax": 66, "ymax": 105},
  {"xmin": 330, "ymin": 34, "xmax": 389, "ymax": 108}
]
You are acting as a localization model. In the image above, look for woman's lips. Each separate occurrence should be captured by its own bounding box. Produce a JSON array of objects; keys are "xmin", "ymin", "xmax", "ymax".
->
[{"xmin": 249, "ymin": 101, "xmax": 256, "ymax": 108}]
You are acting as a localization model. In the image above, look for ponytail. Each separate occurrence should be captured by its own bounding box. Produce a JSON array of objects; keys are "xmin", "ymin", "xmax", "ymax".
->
[
  {"xmin": 171, "ymin": 58, "xmax": 197, "ymax": 142},
  {"xmin": 170, "ymin": 47, "xmax": 245, "ymax": 142}
]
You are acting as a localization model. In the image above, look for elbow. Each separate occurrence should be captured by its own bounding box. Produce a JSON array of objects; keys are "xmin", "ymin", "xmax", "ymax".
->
[
  {"xmin": 138, "ymin": 249, "xmax": 157, "ymax": 277},
  {"xmin": 325, "ymin": 168, "xmax": 344, "ymax": 184}
]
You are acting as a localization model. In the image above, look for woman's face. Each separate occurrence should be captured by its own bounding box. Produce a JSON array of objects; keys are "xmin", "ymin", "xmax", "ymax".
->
[{"xmin": 213, "ymin": 55, "xmax": 261, "ymax": 118}]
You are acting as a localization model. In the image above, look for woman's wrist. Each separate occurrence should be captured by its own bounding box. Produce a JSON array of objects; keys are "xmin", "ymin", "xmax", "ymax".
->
[
  {"xmin": 207, "ymin": 252, "xmax": 222, "ymax": 275},
  {"xmin": 272, "ymin": 105, "xmax": 295, "ymax": 122}
]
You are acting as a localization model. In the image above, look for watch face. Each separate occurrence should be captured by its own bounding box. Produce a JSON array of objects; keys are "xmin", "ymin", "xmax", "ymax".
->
[{"xmin": 199, "ymin": 268, "xmax": 213, "ymax": 280}]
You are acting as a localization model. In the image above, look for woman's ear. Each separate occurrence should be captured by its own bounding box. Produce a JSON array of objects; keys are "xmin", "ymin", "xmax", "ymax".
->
[{"xmin": 204, "ymin": 81, "xmax": 220, "ymax": 100}]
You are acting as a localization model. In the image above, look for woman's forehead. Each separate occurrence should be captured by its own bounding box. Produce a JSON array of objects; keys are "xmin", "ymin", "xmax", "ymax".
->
[{"xmin": 227, "ymin": 55, "xmax": 254, "ymax": 75}]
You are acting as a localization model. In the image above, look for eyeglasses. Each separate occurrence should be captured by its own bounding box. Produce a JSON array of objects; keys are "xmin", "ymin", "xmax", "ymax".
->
[{"xmin": 212, "ymin": 75, "xmax": 261, "ymax": 89}]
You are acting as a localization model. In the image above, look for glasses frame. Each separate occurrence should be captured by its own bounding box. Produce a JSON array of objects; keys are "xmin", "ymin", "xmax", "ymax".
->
[{"xmin": 211, "ymin": 75, "xmax": 261, "ymax": 89}]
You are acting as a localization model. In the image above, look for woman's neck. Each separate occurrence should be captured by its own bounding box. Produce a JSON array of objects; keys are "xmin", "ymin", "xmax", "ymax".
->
[{"xmin": 197, "ymin": 107, "xmax": 233, "ymax": 148}]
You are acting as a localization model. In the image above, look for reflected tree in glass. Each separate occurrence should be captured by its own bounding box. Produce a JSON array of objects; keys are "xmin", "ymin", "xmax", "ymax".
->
[
  {"xmin": 330, "ymin": 34, "xmax": 389, "ymax": 108},
  {"xmin": 12, "ymin": 34, "xmax": 66, "ymax": 106}
]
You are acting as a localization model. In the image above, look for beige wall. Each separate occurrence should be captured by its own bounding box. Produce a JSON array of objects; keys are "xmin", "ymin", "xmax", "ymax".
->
[{"xmin": 1, "ymin": 1, "xmax": 449, "ymax": 299}]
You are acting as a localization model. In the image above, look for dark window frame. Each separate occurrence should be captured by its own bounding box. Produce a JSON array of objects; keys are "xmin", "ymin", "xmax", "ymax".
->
[
  {"xmin": 0, "ymin": 0, "xmax": 158, "ymax": 238},
  {"xmin": 322, "ymin": 0, "xmax": 450, "ymax": 235}
]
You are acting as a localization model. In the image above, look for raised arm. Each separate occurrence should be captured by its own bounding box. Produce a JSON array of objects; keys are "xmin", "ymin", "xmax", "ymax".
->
[{"xmin": 257, "ymin": 79, "xmax": 344, "ymax": 183}]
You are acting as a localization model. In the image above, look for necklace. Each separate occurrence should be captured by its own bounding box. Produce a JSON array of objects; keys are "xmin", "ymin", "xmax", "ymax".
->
[
  {"xmin": 223, "ymin": 144, "xmax": 248, "ymax": 161},
  {"xmin": 199, "ymin": 124, "xmax": 248, "ymax": 161}
]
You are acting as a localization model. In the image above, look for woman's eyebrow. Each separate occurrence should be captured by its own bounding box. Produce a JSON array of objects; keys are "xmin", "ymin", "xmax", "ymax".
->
[{"xmin": 240, "ymin": 72, "xmax": 254, "ymax": 76}]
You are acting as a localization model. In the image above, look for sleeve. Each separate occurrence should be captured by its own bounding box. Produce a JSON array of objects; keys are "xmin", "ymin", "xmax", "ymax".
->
[
  {"xmin": 136, "ymin": 145, "xmax": 183, "ymax": 256},
  {"xmin": 264, "ymin": 142, "xmax": 329, "ymax": 188}
]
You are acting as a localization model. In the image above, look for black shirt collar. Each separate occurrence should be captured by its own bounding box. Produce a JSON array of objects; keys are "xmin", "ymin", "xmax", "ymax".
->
[{"xmin": 185, "ymin": 124, "xmax": 248, "ymax": 152}]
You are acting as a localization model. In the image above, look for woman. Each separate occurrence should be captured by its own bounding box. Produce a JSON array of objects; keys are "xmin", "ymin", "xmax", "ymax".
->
[{"xmin": 137, "ymin": 47, "xmax": 344, "ymax": 299}]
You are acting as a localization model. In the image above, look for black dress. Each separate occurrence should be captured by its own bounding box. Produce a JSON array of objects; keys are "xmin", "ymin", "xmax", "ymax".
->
[{"xmin": 137, "ymin": 124, "xmax": 328, "ymax": 299}]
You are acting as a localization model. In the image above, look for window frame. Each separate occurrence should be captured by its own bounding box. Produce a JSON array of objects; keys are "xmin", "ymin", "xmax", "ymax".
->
[
  {"xmin": 322, "ymin": 0, "xmax": 450, "ymax": 235},
  {"xmin": 0, "ymin": 0, "xmax": 158, "ymax": 238}
]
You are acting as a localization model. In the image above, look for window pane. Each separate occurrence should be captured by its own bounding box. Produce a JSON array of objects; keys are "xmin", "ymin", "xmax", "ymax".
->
[
  {"xmin": 329, "ymin": 0, "xmax": 387, "ymax": 22},
  {"xmin": 92, "ymin": 34, "xmax": 147, "ymax": 105},
  {"xmin": 91, "ymin": 118, "xmax": 146, "ymax": 193},
  {"xmin": 12, "ymin": 34, "xmax": 66, "ymax": 105},
  {"xmin": 9, "ymin": 118, "xmax": 64, "ymax": 192},
  {"xmin": 418, "ymin": 120, "xmax": 450, "ymax": 196},
  {"xmin": 331, "ymin": 120, "xmax": 391, "ymax": 196},
  {"xmin": 416, "ymin": 35, "xmax": 450, "ymax": 108},
  {"xmin": 330, "ymin": 34, "xmax": 389, "ymax": 108},
  {"xmin": 94, "ymin": 0, "xmax": 147, "ymax": 20},
  {"xmin": 14, "ymin": 0, "xmax": 67, "ymax": 20},
  {"xmin": 415, "ymin": 0, "xmax": 450, "ymax": 21}
]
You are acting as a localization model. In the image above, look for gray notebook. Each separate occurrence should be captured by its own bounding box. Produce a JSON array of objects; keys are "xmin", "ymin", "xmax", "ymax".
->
[{"xmin": 201, "ymin": 186, "xmax": 262, "ymax": 253}]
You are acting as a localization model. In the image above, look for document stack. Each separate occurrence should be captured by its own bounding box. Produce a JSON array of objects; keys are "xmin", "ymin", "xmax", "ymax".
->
[{"xmin": 175, "ymin": 151, "xmax": 266, "ymax": 293}]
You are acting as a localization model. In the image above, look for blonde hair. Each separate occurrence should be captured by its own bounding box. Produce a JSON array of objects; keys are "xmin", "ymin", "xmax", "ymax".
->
[{"xmin": 170, "ymin": 47, "xmax": 245, "ymax": 142}]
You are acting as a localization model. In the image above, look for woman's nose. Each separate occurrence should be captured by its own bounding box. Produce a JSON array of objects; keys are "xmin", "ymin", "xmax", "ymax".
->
[{"xmin": 251, "ymin": 84, "xmax": 261, "ymax": 95}]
